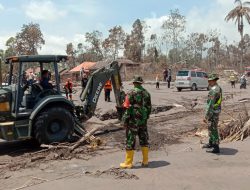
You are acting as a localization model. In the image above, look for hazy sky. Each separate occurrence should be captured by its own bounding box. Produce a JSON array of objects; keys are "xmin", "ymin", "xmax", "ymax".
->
[{"xmin": 0, "ymin": 0, "xmax": 248, "ymax": 54}]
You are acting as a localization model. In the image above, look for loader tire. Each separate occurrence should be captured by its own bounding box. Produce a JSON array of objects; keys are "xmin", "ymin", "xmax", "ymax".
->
[{"xmin": 34, "ymin": 107, "xmax": 74, "ymax": 145}]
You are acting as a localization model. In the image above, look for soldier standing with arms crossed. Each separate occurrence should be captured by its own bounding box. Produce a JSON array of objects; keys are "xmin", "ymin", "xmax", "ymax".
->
[
  {"xmin": 120, "ymin": 76, "xmax": 152, "ymax": 169},
  {"xmin": 203, "ymin": 74, "xmax": 222, "ymax": 154}
]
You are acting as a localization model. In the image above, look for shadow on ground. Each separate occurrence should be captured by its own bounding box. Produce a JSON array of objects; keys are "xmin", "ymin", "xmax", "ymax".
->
[
  {"xmin": 219, "ymin": 148, "xmax": 238, "ymax": 156},
  {"xmin": 0, "ymin": 140, "xmax": 43, "ymax": 157},
  {"xmin": 133, "ymin": 160, "xmax": 170, "ymax": 169}
]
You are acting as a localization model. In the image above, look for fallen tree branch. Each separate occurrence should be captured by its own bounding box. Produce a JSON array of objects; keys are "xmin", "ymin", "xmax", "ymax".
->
[
  {"xmin": 24, "ymin": 121, "xmax": 122, "ymax": 160},
  {"xmin": 30, "ymin": 156, "xmax": 46, "ymax": 162},
  {"xmin": 69, "ymin": 123, "xmax": 118, "ymax": 152},
  {"xmin": 220, "ymin": 105, "xmax": 250, "ymax": 142}
]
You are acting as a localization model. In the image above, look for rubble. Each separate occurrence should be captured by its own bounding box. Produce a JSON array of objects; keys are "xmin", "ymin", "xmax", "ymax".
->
[
  {"xmin": 195, "ymin": 104, "xmax": 250, "ymax": 142},
  {"xmin": 151, "ymin": 105, "xmax": 174, "ymax": 114},
  {"xmin": 220, "ymin": 105, "xmax": 250, "ymax": 142},
  {"xmin": 84, "ymin": 167, "xmax": 139, "ymax": 180}
]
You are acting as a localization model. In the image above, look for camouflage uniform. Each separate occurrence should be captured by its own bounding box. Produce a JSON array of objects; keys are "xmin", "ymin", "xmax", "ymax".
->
[
  {"xmin": 122, "ymin": 85, "xmax": 151, "ymax": 150},
  {"xmin": 205, "ymin": 79, "xmax": 222, "ymax": 146}
]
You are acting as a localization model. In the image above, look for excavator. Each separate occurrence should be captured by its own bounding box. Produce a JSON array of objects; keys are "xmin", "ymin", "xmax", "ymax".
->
[{"xmin": 0, "ymin": 55, "xmax": 124, "ymax": 145}]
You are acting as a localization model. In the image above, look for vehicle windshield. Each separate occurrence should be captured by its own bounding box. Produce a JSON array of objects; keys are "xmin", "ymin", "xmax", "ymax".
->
[
  {"xmin": 177, "ymin": 71, "xmax": 189, "ymax": 76},
  {"xmin": 5, "ymin": 62, "xmax": 56, "ymax": 85},
  {"xmin": 246, "ymin": 68, "xmax": 250, "ymax": 71}
]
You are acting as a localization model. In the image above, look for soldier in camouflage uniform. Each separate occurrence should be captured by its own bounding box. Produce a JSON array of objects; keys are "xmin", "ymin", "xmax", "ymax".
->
[
  {"xmin": 203, "ymin": 73, "xmax": 222, "ymax": 154},
  {"xmin": 120, "ymin": 76, "xmax": 152, "ymax": 169}
]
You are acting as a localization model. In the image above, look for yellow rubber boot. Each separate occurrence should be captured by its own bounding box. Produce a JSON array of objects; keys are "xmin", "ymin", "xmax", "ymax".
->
[
  {"xmin": 141, "ymin": 147, "xmax": 149, "ymax": 167},
  {"xmin": 120, "ymin": 150, "xmax": 134, "ymax": 169}
]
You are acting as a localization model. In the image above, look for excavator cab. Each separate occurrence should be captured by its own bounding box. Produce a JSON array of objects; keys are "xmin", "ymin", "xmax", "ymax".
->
[{"xmin": 0, "ymin": 55, "xmax": 75, "ymax": 144}]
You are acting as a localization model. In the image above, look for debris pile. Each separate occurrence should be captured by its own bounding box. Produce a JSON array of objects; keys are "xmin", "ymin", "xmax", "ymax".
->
[
  {"xmin": 0, "ymin": 124, "xmax": 113, "ymax": 173},
  {"xmin": 0, "ymin": 143, "xmax": 99, "ymax": 173},
  {"xmin": 102, "ymin": 125, "xmax": 179, "ymax": 151},
  {"xmin": 84, "ymin": 167, "xmax": 139, "ymax": 180},
  {"xmin": 151, "ymin": 105, "xmax": 174, "ymax": 114},
  {"xmin": 96, "ymin": 109, "xmax": 118, "ymax": 121},
  {"xmin": 195, "ymin": 105, "xmax": 250, "ymax": 142},
  {"xmin": 219, "ymin": 106, "xmax": 250, "ymax": 142}
]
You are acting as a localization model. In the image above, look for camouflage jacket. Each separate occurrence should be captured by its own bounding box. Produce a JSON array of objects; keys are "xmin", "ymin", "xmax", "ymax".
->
[
  {"xmin": 205, "ymin": 84, "xmax": 222, "ymax": 120},
  {"xmin": 122, "ymin": 86, "xmax": 151, "ymax": 127}
]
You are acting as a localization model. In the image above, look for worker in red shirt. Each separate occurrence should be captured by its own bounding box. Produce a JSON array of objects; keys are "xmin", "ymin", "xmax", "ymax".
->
[
  {"xmin": 104, "ymin": 79, "xmax": 112, "ymax": 102},
  {"xmin": 64, "ymin": 78, "xmax": 73, "ymax": 101}
]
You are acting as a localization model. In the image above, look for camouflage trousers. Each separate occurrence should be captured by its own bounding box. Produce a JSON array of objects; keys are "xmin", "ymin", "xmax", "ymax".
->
[
  {"xmin": 208, "ymin": 114, "xmax": 220, "ymax": 145},
  {"xmin": 126, "ymin": 127, "xmax": 149, "ymax": 150}
]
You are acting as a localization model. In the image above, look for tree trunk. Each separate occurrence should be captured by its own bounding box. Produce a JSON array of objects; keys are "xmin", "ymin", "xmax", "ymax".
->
[
  {"xmin": 240, "ymin": 16, "xmax": 244, "ymax": 71},
  {"xmin": 165, "ymin": 42, "xmax": 168, "ymax": 64}
]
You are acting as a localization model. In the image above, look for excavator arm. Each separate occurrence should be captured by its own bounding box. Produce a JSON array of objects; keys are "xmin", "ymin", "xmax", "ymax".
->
[{"xmin": 75, "ymin": 61, "xmax": 124, "ymax": 122}]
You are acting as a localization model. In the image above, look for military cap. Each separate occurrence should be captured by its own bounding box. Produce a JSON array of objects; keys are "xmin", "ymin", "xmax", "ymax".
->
[
  {"xmin": 133, "ymin": 75, "xmax": 144, "ymax": 84},
  {"xmin": 208, "ymin": 73, "xmax": 219, "ymax": 81}
]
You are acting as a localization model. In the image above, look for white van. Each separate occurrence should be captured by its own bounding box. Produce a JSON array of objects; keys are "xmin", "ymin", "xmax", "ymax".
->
[{"xmin": 175, "ymin": 70, "xmax": 209, "ymax": 91}]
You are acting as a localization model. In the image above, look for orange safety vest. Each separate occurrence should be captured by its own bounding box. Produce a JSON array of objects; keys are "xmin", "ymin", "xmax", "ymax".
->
[{"xmin": 104, "ymin": 80, "xmax": 112, "ymax": 90}]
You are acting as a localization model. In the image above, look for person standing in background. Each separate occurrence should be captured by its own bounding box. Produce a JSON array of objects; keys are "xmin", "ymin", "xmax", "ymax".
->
[
  {"xmin": 167, "ymin": 68, "xmax": 172, "ymax": 88},
  {"xmin": 229, "ymin": 73, "xmax": 237, "ymax": 88},
  {"xmin": 240, "ymin": 74, "xmax": 247, "ymax": 89},
  {"xmin": 64, "ymin": 78, "xmax": 73, "ymax": 101},
  {"xmin": 80, "ymin": 67, "xmax": 84, "ymax": 79},
  {"xmin": 81, "ymin": 73, "xmax": 88, "ymax": 90},
  {"xmin": 156, "ymin": 74, "xmax": 160, "ymax": 89},
  {"xmin": 80, "ymin": 67, "xmax": 86, "ymax": 89},
  {"xmin": 104, "ymin": 79, "xmax": 112, "ymax": 102},
  {"xmin": 163, "ymin": 68, "xmax": 168, "ymax": 82}
]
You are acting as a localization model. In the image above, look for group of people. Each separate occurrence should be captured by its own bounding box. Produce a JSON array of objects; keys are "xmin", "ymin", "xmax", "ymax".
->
[
  {"xmin": 81, "ymin": 66, "xmax": 113, "ymax": 102},
  {"xmin": 63, "ymin": 67, "xmax": 114, "ymax": 102},
  {"xmin": 155, "ymin": 68, "xmax": 172, "ymax": 89},
  {"xmin": 63, "ymin": 68, "xmax": 224, "ymax": 169},
  {"xmin": 229, "ymin": 73, "xmax": 248, "ymax": 89},
  {"xmin": 119, "ymin": 73, "xmax": 222, "ymax": 169},
  {"xmin": 26, "ymin": 66, "xmax": 224, "ymax": 168}
]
